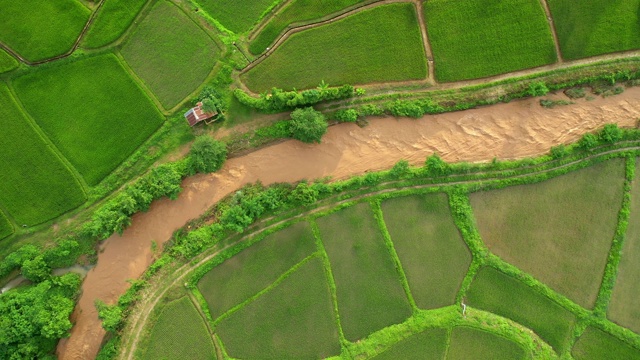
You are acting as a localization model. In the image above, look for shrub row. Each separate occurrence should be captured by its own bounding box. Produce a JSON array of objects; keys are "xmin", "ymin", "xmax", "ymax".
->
[{"xmin": 234, "ymin": 84, "xmax": 360, "ymax": 112}]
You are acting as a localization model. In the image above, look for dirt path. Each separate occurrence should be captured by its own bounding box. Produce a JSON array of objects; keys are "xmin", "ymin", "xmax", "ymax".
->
[
  {"xmin": 57, "ymin": 88, "xmax": 640, "ymax": 359},
  {"xmin": 413, "ymin": 0, "xmax": 435, "ymax": 84},
  {"xmin": 538, "ymin": 0, "xmax": 564, "ymax": 62}
]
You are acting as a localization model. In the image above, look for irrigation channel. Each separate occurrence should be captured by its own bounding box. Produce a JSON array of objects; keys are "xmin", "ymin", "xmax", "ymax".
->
[{"xmin": 58, "ymin": 87, "xmax": 640, "ymax": 359}]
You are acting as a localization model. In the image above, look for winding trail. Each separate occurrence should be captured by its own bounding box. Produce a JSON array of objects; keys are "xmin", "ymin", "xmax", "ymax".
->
[{"xmin": 58, "ymin": 88, "xmax": 640, "ymax": 359}]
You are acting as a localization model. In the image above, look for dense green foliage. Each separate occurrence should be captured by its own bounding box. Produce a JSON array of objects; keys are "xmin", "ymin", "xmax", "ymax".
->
[
  {"xmin": 0, "ymin": 0, "xmax": 89, "ymax": 62},
  {"xmin": 547, "ymin": 0, "xmax": 640, "ymax": 60},
  {"xmin": 0, "ymin": 211, "xmax": 12, "ymax": 240},
  {"xmin": 121, "ymin": 0, "xmax": 219, "ymax": 109},
  {"xmin": 0, "ymin": 84, "xmax": 86, "ymax": 226},
  {"xmin": 249, "ymin": 0, "xmax": 363, "ymax": 54},
  {"xmin": 197, "ymin": 221, "xmax": 316, "ymax": 319},
  {"xmin": 609, "ymin": 159, "xmax": 640, "ymax": 333},
  {"xmin": 0, "ymin": 49, "xmax": 18, "ymax": 73},
  {"xmin": 316, "ymin": 202, "xmax": 412, "ymax": 341},
  {"xmin": 187, "ymin": 136, "xmax": 227, "ymax": 174},
  {"xmin": 195, "ymin": 0, "xmax": 275, "ymax": 33},
  {"xmin": 0, "ymin": 274, "xmax": 81, "ymax": 359},
  {"xmin": 470, "ymin": 159, "xmax": 624, "ymax": 308},
  {"xmin": 289, "ymin": 107, "xmax": 328, "ymax": 143},
  {"xmin": 242, "ymin": 3, "xmax": 426, "ymax": 92},
  {"xmin": 234, "ymin": 84, "xmax": 357, "ymax": 112},
  {"xmin": 95, "ymin": 300, "xmax": 123, "ymax": 333},
  {"xmin": 82, "ymin": 0, "xmax": 148, "ymax": 49},
  {"xmin": 425, "ymin": 0, "xmax": 556, "ymax": 81},
  {"xmin": 216, "ymin": 257, "xmax": 341, "ymax": 358},
  {"xmin": 466, "ymin": 267, "xmax": 577, "ymax": 353},
  {"xmin": 373, "ymin": 328, "xmax": 448, "ymax": 359},
  {"xmin": 13, "ymin": 54, "xmax": 164, "ymax": 185},
  {"xmin": 572, "ymin": 327, "xmax": 640, "ymax": 359},
  {"xmin": 141, "ymin": 297, "xmax": 215, "ymax": 360},
  {"xmin": 447, "ymin": 326, "xmax": 527, "ymax": 360},
  {"xmin": 381, "ymin": 194, "xmax": 471, "ymax": 309}
]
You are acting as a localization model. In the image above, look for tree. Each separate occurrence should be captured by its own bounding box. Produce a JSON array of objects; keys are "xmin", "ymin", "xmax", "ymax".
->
[
  {"xmin": 21, "ymin": 255, "xmax": 50, "ymax": 282},
  {"xmin": 95, "ymin": 300, "xmax": 123, "ymax": 333},
  {"xmin": 200, "ymin": 98, "xmax": 217, "ymax": 114},
  {"xmin": 289, "ymin": 107, "xmax": 328, "ymax": 143},
  {"xmin": 188, "ymin": 136, "xmax": 228, "ymax": 174},
  {"xmin": 599, "ymin": 123, "xmax": 622, "ymax": 143},
  {"xmin": 579, "ymin": 132, "xmax": 599, "ymax": 149},
  {"xmin": 425, "ymin": 153, "xmax": 449, "ymax": 176}
]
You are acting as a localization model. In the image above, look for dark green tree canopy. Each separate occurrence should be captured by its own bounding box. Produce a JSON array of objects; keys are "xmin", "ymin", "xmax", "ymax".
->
[
  {"xmin": 289, "ymin": 107, "xmax": 328, "ymax": 144},
  {"xmin": 187, "ymin": 136, "xmax": 228, "ymax": 174}
]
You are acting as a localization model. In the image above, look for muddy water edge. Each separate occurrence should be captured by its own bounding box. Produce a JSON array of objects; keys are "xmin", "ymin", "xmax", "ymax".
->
[{"xmin": 57, "ymin": 88, "xmax": 640, "ymax": 359}]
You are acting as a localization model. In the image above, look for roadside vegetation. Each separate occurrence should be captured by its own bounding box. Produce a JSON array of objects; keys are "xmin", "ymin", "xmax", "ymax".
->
[
  {"xmin": 242, "ymin": 3, "xmax": 426, "ymax": 92},
  {"xmin": 0, "ymin": 0, "xmax": 90, "ymax": 62},
  {"xmin": 249, "ymin": 0, "xmax": 364, "ymax": 54},
  {"xmin": 425, "ymin": 0, "xmax": 556, "ymax": 81},
  {"xmin": 12, "ymin": 54, "xmax": 164, "ymax": 185},
  {"xmin": 81, "ymin": 0, "xmax": 149, "ymax": 49},
  {"xmin": 547, "ymin": 0, "xmax": 640, "ymax": 60},
  {"xmin": 121, "ymin": 0, "xmax": 220, "ymax": 109}
]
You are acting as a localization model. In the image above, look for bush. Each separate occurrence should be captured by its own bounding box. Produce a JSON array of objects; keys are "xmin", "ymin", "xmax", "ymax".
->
[
  {"xmin": 425, "ymin": 153, "xmax": 450, "ymax": 176},
  {"xmin": 579, "ymin": 133, "xmax": 599, "ymax": 150},
  {"xmin": 389, "ymin": 160, "xmax": 411, "ymax": 178},
  {"xmin": 187, "ymin": 136, "xmax": 228, "ymax": 174},
  {"xmin": 288, "ymin": 182, "xmax": 319, "ymax": 206},
  {"xmin": 21, "ymin": 255, "xmax": 50, "ymax": 282},
  {"xmin": 234, "ymin": 84, "xmax": 358, "ymax": 112},
  {"xmin": 599, "ymin": 124, "xmax": 623, "ymax": 143},
  {"xmin": 527, "ymin": 82, "xmax": 549, "ymax": 97},
  {"xmin": 335, "ymin": 109, "xmax": 359, "ymax": 123},
  {"xmin": 95, "ymin": 300, "xmax": 123, "ymax": 333},
  {"xmin": 550, "ymin": 144, "xmax": 569, "ymax": 159},
  {"xmin": 565, "ymin": 87, "xmax": 586, "ymax": 99},
  {"xmin": 289, "ymin": 107, "xmax": 328, "ymax": 144}
]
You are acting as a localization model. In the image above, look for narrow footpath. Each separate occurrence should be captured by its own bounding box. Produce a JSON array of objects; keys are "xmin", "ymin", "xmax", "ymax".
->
[{"xmin": 58, "ymin": 87, "xmax": 640, "ymax": 359}]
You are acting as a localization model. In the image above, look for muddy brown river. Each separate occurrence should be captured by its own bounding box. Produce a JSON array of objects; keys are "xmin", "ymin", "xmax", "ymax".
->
[{"xmin": 57, "ymin": 88, "xmax": 640, "ymax": 359}]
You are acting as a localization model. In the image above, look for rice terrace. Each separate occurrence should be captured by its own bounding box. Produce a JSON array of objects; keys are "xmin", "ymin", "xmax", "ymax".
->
[{"xmin": 1, "ymin": 0, "xmax": 640, "ymax": 359}]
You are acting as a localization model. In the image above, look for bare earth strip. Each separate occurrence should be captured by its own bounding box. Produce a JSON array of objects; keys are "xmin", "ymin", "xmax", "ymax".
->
[{"xmin": 58, "ymin": 88, "xmax": 640, "ymax": 359}]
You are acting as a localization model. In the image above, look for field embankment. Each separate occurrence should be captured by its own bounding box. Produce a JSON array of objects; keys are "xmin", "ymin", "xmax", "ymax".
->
[{"xmin": 58, "ymin": 87, "xmax": 640, "ymax": 359}]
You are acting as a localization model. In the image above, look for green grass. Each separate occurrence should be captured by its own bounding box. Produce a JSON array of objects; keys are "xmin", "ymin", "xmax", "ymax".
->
[
  {"xmin": 82, "ymin": 0, "xmax": 148, "ymax": 49},
  {"xmin": 121, "ymin": 0, "xmax": 219, "ymax": 109},
  {"xmin": 0, "ymin": 210, "xmax": 13, "ymax": 240},
  {"xmin": 198, "ymin": 221, "xmax": 317, "ymax": 319},
  {"xmin": 466, "ymin": 267, "xmax": 577, "ymax": 353},
  {"xmin": 195, "ymin": 0, "xmax": 275, "ymax": 33},
  {"xmin": 372, "ymin": 328, "xmax": 448, "ymax": 360},
  {"xmin": 547, "ymin": 0, "xmax": 640, "ymax": 60},
  {"xmin": 425, "ymin": 0, "xmax": 557, "ymax": 82},
  {"xmin": 381, "ymin": 194, "xmax": 471, "ymax": 310},
  {"xmin": 571, "ymin": 327, "xmax": 640, "ymax": 359},
  {"xmin": 141, "ymin": 297, "xmax": 216, "ymax": 360},
  {"xmin": 13, "ymin": 54, "xmax": 164, "ymax": 186},
  {"xmin": 216, "ymin": 257, "xmax": 341, "ymax": 359},
  {"xmin": 316, "ymin": 202, "xmax": 412, "ymax": 341},
  {"xmin": 609, "ymin": 159, "xmax": 640, "ymax": 333},
  {"xmin": 0, "ymin": 0, "xmax": 90, "ymax": 62},
  {"xmin": 470, "ymin": 159, "xmax": 625, "ymax": 308},
  {"xmin": 249, "ymin": 0, "xmax": 364, "ymax": 54},
  {"xmin": 0, "ymin": 83, "xmax": 86, "ymax": 226},
  {"xmin": 447, "ymin": 326, "xmax": 527, "ymax": 360},
  {"xmin": 242, "ymin": 3, "xmax": 427, "ymax": 92},
  {"xmin": 0, "ymin": 49, "xmax": 18, "ymax": 73}
]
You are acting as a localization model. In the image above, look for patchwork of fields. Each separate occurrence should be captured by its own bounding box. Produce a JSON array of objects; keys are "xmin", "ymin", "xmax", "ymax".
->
[{"xmin": 134, "ymin": 157, "xmax": 640, "ymax": 359}]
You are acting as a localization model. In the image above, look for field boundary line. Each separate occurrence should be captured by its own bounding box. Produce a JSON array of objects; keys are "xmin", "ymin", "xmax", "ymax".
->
[
  {"xmin": 0, "ymin": 0, "xmax": 106, "ymax": 66},
  {"xmin": 246, "ymin": 0, "xmax": 293, "ymax": 41},
  {"xmin": 413, "ymin": 0, "xmax": 435, "ymax": 84},
  {"xmin": 119, "ymin": 147, "xmax": 640, "ymax": 360},
  {"xmin": 371, "ymin": 200, "xmax": 419, "ymax": 312},
  {"xmin": 111, "ymin": 51, "xmax": 169, "ymax": 115},
  {"xmin": 240, "ymin": 0, "xmax": 412, "ymax": 75},
  {"xmin": 184, "ymin": 290, "xmax": 223, "ymax": 359},
  {"xmin": 538, "ymin": 0, "xmax": 564, "ymax": 63},
  {"xmin": 211, "ymin": 252, "xmax": 318, "ymax": 327},
  {"xmin": 4, "ymin": 82, "xmax": 89, "ymax": 198},
  {"xmin": 311, "ymin": 220, "xmax": 350, "ymax": 351}
]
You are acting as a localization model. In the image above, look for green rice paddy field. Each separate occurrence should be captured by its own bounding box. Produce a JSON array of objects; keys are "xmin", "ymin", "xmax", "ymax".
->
[
  {"xmin": 0, "ymin": 0, "xmax": 90, "ymax": 62},
  {"xmin": 242, "ymin": 3, "xmax": 427, "ymax": 92},
  {"xmin": 12, "ymin": 54, "xmax": 164, "ymax": 186},
  {"xmin": 0, "ymin": 83, "xmax": 85, "ymax": 226},
  {"xmin": 81, "ymin": 0, "xmax": 148, "ymax": 49},
  {"xmin": 249, "ymin": 0, "xmax": 364, "ymax": 55},
  {"xmin": 195, "ymin": 0, "xmax": 275, "ymax": 33},
  {"xmin": 424, "ymin": 0, "xmax": 557, "ymax": 82},
  {"xmin": 0, "ymin": 211, "xmax": 13, "ymax": 240},
  {"xmin": 547, "ymin": 0, "xmax": 640, "ymax": 60},
  {"xmin": 138, "ymin": 158, "xmax": 640, "ymax": 359},
  {"xmin": 0, "ymin": 49, "xmax": 17, "ymax": 74},
  {"xmin": 121, "ymin": 0, "xmax": 219, "ymax": 109}
]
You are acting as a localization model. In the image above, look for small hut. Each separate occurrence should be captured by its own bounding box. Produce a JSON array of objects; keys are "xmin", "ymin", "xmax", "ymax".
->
[{"xmin": 184, "ymin": 101, "xmax": 218, "ymax": 126}]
